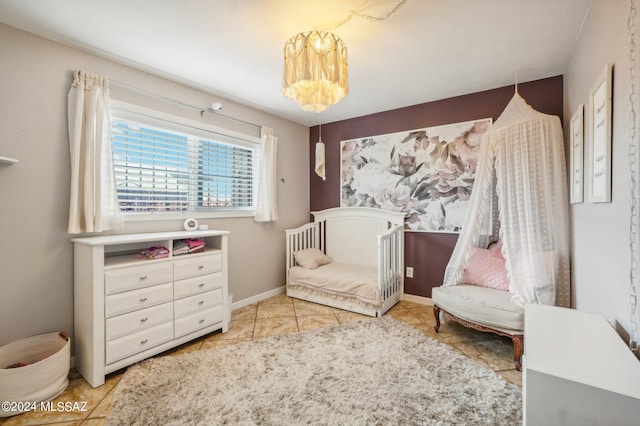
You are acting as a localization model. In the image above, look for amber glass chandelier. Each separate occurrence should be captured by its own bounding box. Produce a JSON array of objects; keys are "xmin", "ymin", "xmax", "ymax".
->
[{"xmin": 282, "ymin": 30, "xmax": 349, "ymax": 112}]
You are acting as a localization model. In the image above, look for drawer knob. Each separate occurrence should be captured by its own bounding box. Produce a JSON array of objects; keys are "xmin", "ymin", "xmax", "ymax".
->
[
  {"xmin": 198, "ymin": 300, "xmax": 205, "ymax": 305},
  {"xmin": 140, "ymin": 339, "xmax": 148, "ymax": 344},
  {"xmin": 198, "ymin": 283, "xmax": 205, "ymax": 288},
  {"xmin": 140, "ymin": 275, "xmax": 148, "ymax": 280},
  {"xmin": 140, "ymin": 317, "xmax": 148, "ymax": 322},
  {"xmin": 199, "ymin": 319, "xmax": 205, "ymax": 324},
  {"xmin": 198, "ymin": 265, "xmax": 205, "ymax": 270},
  {"xmin": 140, "ymin": 297, "xmax": 148, "ymax": 302}
]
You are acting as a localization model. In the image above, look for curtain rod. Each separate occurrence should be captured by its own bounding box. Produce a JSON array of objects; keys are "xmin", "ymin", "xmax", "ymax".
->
[{"xmin": 109, "ymin": 80, "xmax": 262, "ymax": 130}]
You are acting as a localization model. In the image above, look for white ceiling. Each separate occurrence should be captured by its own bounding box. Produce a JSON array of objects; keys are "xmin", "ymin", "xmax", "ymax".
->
[{"xmin": 0, "ymin": 0, "xmax": 592, "ymax": 126}]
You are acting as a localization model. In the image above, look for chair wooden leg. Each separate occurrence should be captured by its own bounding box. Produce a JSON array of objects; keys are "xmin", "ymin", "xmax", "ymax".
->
[
  {"xmin": 433, "ymin": 305, "xmax": 441, "ymax": 332},
  {"xmin": 432, "ymin": 304, "xmax": 524, "ymax": 371},
  {"xmin": 512, "ymin": 334, "xmax": 524, "ymax": 371}
]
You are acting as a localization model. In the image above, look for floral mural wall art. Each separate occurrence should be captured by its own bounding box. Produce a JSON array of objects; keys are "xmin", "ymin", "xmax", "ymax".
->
[{"xmin": 340, "ymin": 118, "xmax": 492, "ymax": 232}]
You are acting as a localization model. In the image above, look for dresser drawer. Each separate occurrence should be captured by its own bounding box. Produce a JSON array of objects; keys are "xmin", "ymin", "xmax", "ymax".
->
[
  {"xmin": 174, "ymin": 288, "xmax": 223, "ymax": 319},
  {"xmin": 105, "ymin": 282, "xmax": 173, "ymax": 318},
  {"xmin": 174, "ymin": 305, "xmax": 224, "ymax": 338},
  {"xmin": 173, "ymin": 252, "xmax": 222, "ymax": 280},
  {"xmin": 106, "ymin": 322, "xmax": 174, "ymax": 365},
  {"xmin": 105, "ymin": 262, "xmax": 173, "ymax": 295},
  {"xmin": 174, "ymin": 272, "xmax": 223, "ymax": 299},
  {"xmin": 106, "ymin": 302, "xmax": 173, "ymax": 341}
]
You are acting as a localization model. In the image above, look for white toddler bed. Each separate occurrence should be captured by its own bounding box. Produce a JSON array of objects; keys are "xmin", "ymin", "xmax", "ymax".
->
[{"xmin": 286, "ymin": 207, "xmax": 405, "ymax": 317}]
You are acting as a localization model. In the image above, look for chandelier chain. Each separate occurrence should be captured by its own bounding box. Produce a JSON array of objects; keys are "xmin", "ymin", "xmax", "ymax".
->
[
  {"xmin": 329, "ymin": 0, "xmax": 410, "ymax": 30},
  {"xmin": 628, "ymin": 0, "xmax": 639, "ymax": 353}
]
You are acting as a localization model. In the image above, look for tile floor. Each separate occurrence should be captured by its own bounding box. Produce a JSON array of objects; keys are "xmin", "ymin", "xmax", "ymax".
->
[{"xmin": 0, "ymin": 294, "xmax": 521, "ymax": 425}]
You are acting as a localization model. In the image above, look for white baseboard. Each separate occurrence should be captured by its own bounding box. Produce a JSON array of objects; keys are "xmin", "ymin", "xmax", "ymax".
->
[
  {"xmin": 230, "ymin": 286, "xmax": 285, "ymax": 312},
  {"xmin": 403, "ymin": 293, "xmax": 434, "ymax": 306}
]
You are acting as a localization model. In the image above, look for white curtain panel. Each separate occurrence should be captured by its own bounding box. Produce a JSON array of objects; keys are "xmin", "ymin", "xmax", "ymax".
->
[
  {"xmin": 255, "ymin": 127, "xmax": 279, "ymax": 222},
  {"xmin": 67, "ymin": 70, "xmax": 123, "ymax": 234},
  {"xmin": 443, "ymin": 93, "xmax": 570, "ymax": 308}
]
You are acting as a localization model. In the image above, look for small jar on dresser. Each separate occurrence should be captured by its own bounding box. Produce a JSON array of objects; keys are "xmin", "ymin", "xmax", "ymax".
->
[{"xmin": 71, "ymin": 230, "xmax": 229, "ymax": 387}]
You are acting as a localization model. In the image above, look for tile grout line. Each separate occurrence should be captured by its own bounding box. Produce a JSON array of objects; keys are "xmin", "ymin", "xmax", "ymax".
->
[{"xmin": 292, "ymin": 300, "xmax": 301, "ymax": 332}]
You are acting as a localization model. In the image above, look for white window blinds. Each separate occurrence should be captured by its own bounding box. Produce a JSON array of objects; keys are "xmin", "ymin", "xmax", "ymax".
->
[{"xmin": 110, "ymin": 103, "xmax": 260, "ymax": 215}]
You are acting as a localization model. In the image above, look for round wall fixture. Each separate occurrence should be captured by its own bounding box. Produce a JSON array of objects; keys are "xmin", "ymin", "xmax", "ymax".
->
[{"xmin": 183, "ymin": 218, "xmax": 199, "ymax": 231}]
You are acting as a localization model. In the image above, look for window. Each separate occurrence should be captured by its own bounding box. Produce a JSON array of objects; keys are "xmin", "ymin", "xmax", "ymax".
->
[{"xmin": 110, "ymin": 101, "xmax": 260, "ymax": 218}]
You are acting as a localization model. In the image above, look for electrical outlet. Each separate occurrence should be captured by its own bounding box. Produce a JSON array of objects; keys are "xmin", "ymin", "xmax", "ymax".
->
[{"xmin": 406, "ymin": 266, "xmax": 414, "ymax": 278}]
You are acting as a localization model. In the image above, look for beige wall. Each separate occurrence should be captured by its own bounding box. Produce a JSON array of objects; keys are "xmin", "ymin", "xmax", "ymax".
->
[
  {"xmin": 0, "ymin": 23, "xmax": 309, "ymax": 346},
  {"xmin": 564, "ymin": 1, "xmax": 637, "ymax": 338}
]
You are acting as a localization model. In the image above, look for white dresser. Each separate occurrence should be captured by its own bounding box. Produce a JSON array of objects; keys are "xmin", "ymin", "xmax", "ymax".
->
[
  {"xmin": 524, "ymin": 304, "xmax": 640, "ymax": 425},
  {"xmin": 71, "ymin": 230, "xmax": 229, "ymax": 387}
]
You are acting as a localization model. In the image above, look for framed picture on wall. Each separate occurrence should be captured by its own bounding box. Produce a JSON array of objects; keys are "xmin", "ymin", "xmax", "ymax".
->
[
  {"xmin": 589, "ymin": 63, "xmax": 613, "ymax": 203},
  {"xmin": 339, "ymin": 118, "xmax": 492, "ymax": 232},
  {"xmin": 570, "ymin": 104, "xmax": 584, "ymax": 204}
]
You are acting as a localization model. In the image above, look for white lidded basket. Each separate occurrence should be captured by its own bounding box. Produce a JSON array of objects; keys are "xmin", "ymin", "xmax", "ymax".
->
[{"xmin": 0, "ymin": 332, "xmax": 70, "ymax": 417}]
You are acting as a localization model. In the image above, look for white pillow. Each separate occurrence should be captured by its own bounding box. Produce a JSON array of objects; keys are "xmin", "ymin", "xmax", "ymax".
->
[{"xmin": 293, "ymin": 248, "xmax": 332, "ymax": 269}]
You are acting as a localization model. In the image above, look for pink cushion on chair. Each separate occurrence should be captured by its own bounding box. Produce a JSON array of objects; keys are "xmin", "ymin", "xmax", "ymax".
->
[{"xmin": 461, "ymin": 247, "xmax": 509, "ymax": 291}]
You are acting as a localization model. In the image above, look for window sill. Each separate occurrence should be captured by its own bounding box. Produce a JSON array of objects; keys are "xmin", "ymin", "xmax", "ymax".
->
[{"xmin": 122, "ymin": 210, "xmax": 255, "ymax": 222}]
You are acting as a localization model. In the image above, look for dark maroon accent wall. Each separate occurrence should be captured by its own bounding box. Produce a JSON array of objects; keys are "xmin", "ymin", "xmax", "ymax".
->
[{"xmin": 309, "ymin": 76, "xmax": 564, "ymax": 297}]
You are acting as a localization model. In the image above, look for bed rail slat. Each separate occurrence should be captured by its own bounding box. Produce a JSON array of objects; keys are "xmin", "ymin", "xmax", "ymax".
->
[
  {"xmin": 286, "ymin": 222, "xmax": 322, "ymax": 284},
  {"xmin": 378, "ymin": 224, "xmax": 404, "ymax": 315}
]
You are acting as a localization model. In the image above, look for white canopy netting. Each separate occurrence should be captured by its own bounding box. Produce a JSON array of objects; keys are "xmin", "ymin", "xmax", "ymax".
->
[{"xmin": 443, "ymin": 93, "xmax": 570, "ymax": 308}]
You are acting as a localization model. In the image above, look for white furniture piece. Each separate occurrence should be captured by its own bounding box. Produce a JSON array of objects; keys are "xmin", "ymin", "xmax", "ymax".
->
[
  {"xmin": 286, "ymin": 207, "xmax": 404, "ymax": 317},
  {"xmin": 71, "ymin": 230, "xmax": 229, "ymax": 387},
  {"xmin": 524, "ymin": 304, "xmax": 640, "ymax": 425}
]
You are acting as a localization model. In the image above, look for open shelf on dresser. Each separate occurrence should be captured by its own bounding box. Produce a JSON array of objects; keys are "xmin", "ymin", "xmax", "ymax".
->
[{"xmin": 104, "ymin": 247, "xmax": 223, "ymax": 268}]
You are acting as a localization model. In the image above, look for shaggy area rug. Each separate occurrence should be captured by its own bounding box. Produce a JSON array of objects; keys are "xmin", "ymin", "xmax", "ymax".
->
[{"xmin": 107, "ymin": 317, "xmax": 521, "ymax": 425}]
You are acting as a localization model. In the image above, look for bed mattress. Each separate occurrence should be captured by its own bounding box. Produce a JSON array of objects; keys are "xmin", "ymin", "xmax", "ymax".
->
[{"xmin": 288, "ymin": 262, "xmax": 381, "ymax": 308}]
